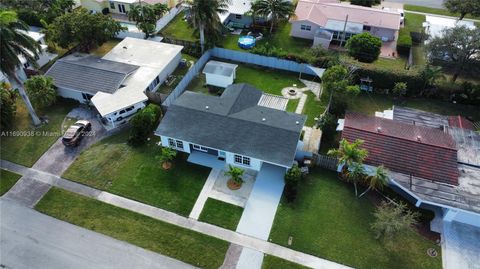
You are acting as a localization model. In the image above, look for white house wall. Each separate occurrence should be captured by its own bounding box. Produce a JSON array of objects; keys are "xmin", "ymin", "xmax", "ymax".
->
[
  {"xmin": 80, "ymin": 0, "xmax": 106, "ymax": 13},
  {"xmin": 205, "ymin": 73, "xmax": 234, "ymax": 88},
  {"xmin": 225, "ymin": 151, "xmax": 263, "ymax": 171},
  {"xmin": 57, "ymin": 87, "xmax": 86, "ymax": 102},
  {"xmin": 290, "ymin": 21, "xmax": 318, "ymax": 40}
]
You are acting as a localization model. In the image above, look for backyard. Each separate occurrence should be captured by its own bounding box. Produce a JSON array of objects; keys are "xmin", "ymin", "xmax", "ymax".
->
[
  {"xmin": 159, "ymin": 11, "xmax": 198, "ymax": 42},
  {"xmin": 62, "ymin": 130, "xmax": 211, "ymax": 216},
  {"xmin": 0, "ymin": 98, "xmax": 78, "ymax": 167},
  {"xmin": 36, "ymin": 187, "xmax": 229, "ymax": 269},
  {"xmin": 269, "ymin": 169, "xmax": 442, "ymax": 269},
  {"xmin": 0, "ymin": 169, "xmax": 22, "ymax": 196}
]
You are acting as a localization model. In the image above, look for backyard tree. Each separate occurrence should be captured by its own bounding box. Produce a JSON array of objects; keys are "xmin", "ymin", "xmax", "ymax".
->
[
  {"xmin": 190, "ymin": 0, "xmax": 230, "ymax": 53},
  {"xmin": 426, "ymin": 25, "xmax": 480, "ymax": 82},
  {"xmin": 128, "ymin": 104, "xmax": 162, "ymax": 146},
  {"xmin": 47, "ymin": 8, "xmax": 124, "ymax": 52},
  {"xmin": 358, "ymin": 165, "xmax": 388, "ymax": 198},
  {"xmin": 284, "ymin": 164, "xmax": 302, "ymax": 202},
  {"xmin": 321, "ymin": 65, "xmax": 360, "ymax": 114},
  {"xmin": 129, "ymin": 3, "xmax": 168, "ymax": 39},
  {"xmin": 255, "ymin": 0, "xmax": 294, "ymax": 33},
  {"xmin": 0, "ymin": 10, "xmax": 42, "ymax": 126},
  {"xmin": 224, "ymin": 165, "xmax": 244, "ymax": 190},
  {"xmin": 371, "ymin": 201, "xmax": 419, "ymax": 240},
  {"xmin": 158, "ymin": 147, "xmax": 177, "ymax": 170},
  {"xmin": 444, "ymin": 0, "xmax": 480, "ymax": 20},
  {"xmin": 345, "ymin": 32, "xmax": 382, "ymax": 63},
  {"xmin": 24, "ymin": 75, "xmax": 57, "ymax": 110},
  {"xmin": 346, "ymin": 162, "xmax": 366, "ymax": 197},
  {"xmin": 328, "ymin": 138, "xmax": 368, "ymax": 178},
  {"xmin": 0, "ymin": 82, "xmax": 17, "ymax": 130},
  {"xmin": 392, "ymin": 82, "xmax": 407, "ymax": 100}
]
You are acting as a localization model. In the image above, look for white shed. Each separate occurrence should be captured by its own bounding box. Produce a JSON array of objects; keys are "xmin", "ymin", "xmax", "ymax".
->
[{"xmin": 202, "ymin": 60, "xmax": 238, "ymax": 88}]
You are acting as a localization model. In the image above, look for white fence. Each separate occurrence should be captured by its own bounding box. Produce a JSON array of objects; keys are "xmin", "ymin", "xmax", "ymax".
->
[{"xmin": 156, "ymin": 6, "xmax": 183, "ymax": 32}]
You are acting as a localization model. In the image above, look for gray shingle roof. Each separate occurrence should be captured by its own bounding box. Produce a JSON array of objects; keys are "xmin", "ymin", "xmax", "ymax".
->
[
  {"xmin": 202, "ymin": 60, "xmax": 238, "ymax": 77},
  {"xmin": 45, "ymin": 54, "xmax": 139, "ymax": 95},
  {"xmin": 156, "ymin": 84, "xmax": 306, "ymax": 167}
]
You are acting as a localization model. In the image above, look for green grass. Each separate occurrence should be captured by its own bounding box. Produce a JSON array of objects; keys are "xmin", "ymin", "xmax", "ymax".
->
[
  {"xmin": 404, "ymin": 5, "xmax": 480, "ymax": 20},
  {"xmin": 404, "ymin": 13, "xmax": 426, "ymax": 33},
  {"xmin": 91, "ymin": 39, "xmax": 122, "ymax": 57},
  {"xmin": 286, "ymin": 98, "xmax": 300, "ymax": 113},
  {"xmin": 0, "ymin": 169, "xmax": 22, "ymax": 196},
  {"xmin": 36, "ymin": 187, "xmax": 228, "ymax": 269},
  {"xmin": 340, "ymin": 53, "xmax": 408, "ymax": 72},
  {"xmin": 412, "ymin": 45, "xmax": 426, "ymax": 66},
  {"xmin": 262, "ymin": 256, "xmax": 309, "ymax": 269},
  {"xmin": 160, "ymin": 11, "xmax": 198, "ymax": 42},
  {"xmin": 62, "ymin": 130, "xmax": 210, "ymax": 216},
  {"xmin": 198, "ymin": 198, "xmax": 243, "ymax": 230},
  {"xmin": 302, "ymin": 91, "xmax": 326, "ymax": 126},
  {"xmin": 0, "ymin": 98, "xmax": 77, "ymax": 167},
  {"xmin": 348, "ymin": 93, "xmax": 480, "ymax": 121},
  {"xmin": 269, "ymin": 169, "xmax": 442, "ymax": 269}
]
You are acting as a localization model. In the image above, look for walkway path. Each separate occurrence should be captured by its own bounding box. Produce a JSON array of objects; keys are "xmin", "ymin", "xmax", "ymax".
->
[
  {"xmin": 189, "ymin": 169, "xmax": 220, "ymax": 219},
  {"xmin": 295, "ymin": 93, "xmax": 308, "ymax": 114},
  {"xmin": 1, "ymin": 159, "xmax": 352, "ymax": 269},
  {"xmin": 0, "ymin": 199, "xmax": 197, "ymax": 269},
  {"xmin": 300, "ymin": 79, "xmax": 322, "ymax": 98}
]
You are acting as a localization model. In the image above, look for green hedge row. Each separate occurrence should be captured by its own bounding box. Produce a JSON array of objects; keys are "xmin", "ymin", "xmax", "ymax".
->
[{"xmin": 397, "ymin": 29, "xmax": 412, "ymax": 57}]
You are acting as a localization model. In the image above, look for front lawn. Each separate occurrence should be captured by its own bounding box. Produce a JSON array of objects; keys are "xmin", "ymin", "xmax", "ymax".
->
[
  {"xmin": 199, "ymin": 198, "xmax": 243, "ymax": 230},
  {"xmin": 262, "ymin": 256, "xmax": 309, "ymax": 269},
  {"xmin": 0, "ymin": 98, "xmax": 77, "ymax": 167},
  {"xmin": 404, "ymin": 5, "xmax": 480, "ymax": 20},
  {"xmin": 36, "ymin": 187, "xmax": 228, "ymax": 269},
  {"xmin": 269, "ymin": 169, "xmax": 442, "ymax": 269},
  {"xmin": 63, "ymin": 130, "xmax": 210, "ymax": 216},
  {"xmin": 159, "ymin": 11, "xmax": 198, "ymax": 42},
  {"xmin": 0, "ymin": 169, "xmax": 22, "ymax": 196}
]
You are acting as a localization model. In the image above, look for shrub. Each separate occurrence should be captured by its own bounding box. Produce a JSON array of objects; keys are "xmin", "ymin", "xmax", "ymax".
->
[
  {"xmin": 371, "ymin": 201, "xmax": 420, "ymax": 240},
  {"xmin": 345, "ymin": 32, "xmax": 382, "ymax": 63},
  {"xmin": 392, "ymin": 82, "xmax": 408, "ymax": 98},
  {"xmin": 350, "ymin": 0, "xmax": 380, "ymax": 7},
  {"xmin": 0, "ymin": 82, "xmax": 17, "ymax": 130},
  {"xmin": 397, "ymin": 29, "xmax": 412, "ymax": 56},
  {"xmin": 224, "ymin": 165, "xmax": 244, "ymax": 185},
  {"xmin": 157, "ymin": 147, "xmax": 177, "ymax": 169},
  {"xmin": 284, "ymin": 165, "xmax": 302, "ymax": 203},
  {"xmin": 329, "ymin": 99, "xmax": 348, "ymax": 117},
  {"xmin": 24, "ymin": 75, "xmax": 57, "ymax": 109},
  {"xmin": 317, "ymin": 113, "xmax": 337, "ymax": 136},
  {"xmin": 128, "ymin": 104, "xmax": 162, "ymax": 146}
]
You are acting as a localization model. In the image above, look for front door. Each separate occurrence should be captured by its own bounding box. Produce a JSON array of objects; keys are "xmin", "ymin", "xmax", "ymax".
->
[{"xmin": 118, "ymin": 4, "xmax": 126, "ymax": 13}]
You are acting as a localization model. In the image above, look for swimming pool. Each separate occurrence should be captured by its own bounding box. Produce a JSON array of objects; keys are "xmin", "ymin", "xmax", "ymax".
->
[{"xmin": 238, "ymin": 36, "xmax": 256, "ymax": 49}]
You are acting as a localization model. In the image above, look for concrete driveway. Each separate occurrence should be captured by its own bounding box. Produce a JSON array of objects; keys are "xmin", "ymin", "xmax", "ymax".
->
[
  {"xmin": 0, "ymin": 199, "xmax": 197, "ymax": 269},
  {"xmin": 32, "ymin": 107, "xmax": 108, "ymax": 175}
]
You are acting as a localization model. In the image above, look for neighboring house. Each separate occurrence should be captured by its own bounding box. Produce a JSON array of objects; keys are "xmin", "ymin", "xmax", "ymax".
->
[
  {"xmin": 80, "ymin": 0, "xmax": 174, "ymax": 14},
  {"xmin": 218, "ymin": 0, "xmax": 274, "ymax": 28},
  {"xmin": 202, "ymin": 60, "xmax": 238, "ymax": 88},
  {"xmin": 423, "ymin": 15, "xmax": 475, "ymax": 40},
  {"xmin": 336, "ymin": 106, "xmax": 480, "ymax": 234},
  {"xmin": 46, "ymin": 37, "xmax": 183, "ymax": 126},
  {"xmin": 290, "ymin": 0, "xmax": 401, "ymax": 48},
  {"xmin": 155, "ymin": 83, "xmax": 306, "ymax": 171}
]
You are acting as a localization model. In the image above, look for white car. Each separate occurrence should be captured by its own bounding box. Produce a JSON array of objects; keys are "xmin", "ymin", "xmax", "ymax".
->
[{"xmin": 384, "ymin": 8, "xmax": 405, "ymax": 25}]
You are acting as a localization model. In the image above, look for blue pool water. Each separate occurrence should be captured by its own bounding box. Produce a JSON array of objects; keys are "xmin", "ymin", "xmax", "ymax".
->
[{"xmin": 238, "ymin": 36, "xmax": 256, "ymax": 49}]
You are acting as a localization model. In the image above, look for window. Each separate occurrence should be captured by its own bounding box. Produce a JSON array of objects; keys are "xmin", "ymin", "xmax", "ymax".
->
[
  {"xmin": 110, "ymin": 2, "xmax": 115, "ymax": 9},
  {"xmin": 193, "ymin": 144, "xmax": 208, "ymax": 152},
  {"xmin": 300, "ymin": 24, "xmax": 311, "ymax": 31},
  {"xmin": 235, "ymin": 14, "xmax": 242, "ymax": 19},
  {"xmin": 234, "ymin": 154, "xmax": 251, "ymax": 166},
  {"xmin": 363, "ymin": 25, "xmax": 371, "ymax": 31},
  {"xmin": 176, "ymin": 140, "xmax": 183, "ymax": 149},
  {"xmin": 168, "ymin": 138, "xmax": 175, "ymax": 147}
]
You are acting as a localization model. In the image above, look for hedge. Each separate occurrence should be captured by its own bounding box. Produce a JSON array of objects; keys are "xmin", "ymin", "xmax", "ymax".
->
[{"xmin": 397, "ymin": 29, "xmax": 412, "ymax": 57}]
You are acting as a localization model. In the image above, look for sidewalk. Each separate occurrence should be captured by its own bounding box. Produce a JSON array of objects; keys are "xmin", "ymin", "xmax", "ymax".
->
[{"xmin": 1, "ymin": 159, "xmax": 352, "ymax": 269}]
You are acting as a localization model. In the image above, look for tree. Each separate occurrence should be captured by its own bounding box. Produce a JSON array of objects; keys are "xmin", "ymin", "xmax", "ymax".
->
[
  {"xmin": 371, "ymin": 201, "xmax": 419, "ymax": 240},
  {"xmin": 129, "ymin": 3, "xmax": 168, "ymax": 39},
  {"xmin": 128, "ymin": 104, "xmax": 162, "ymax": 146},
  {"xmin": 24, "ymin": 75, "xmax": 56, "ymax": 110},
  {"xmin": 190, "ymin": 0, "xmax": 230, "ymax": 53},
  {"xmin": 328, "ymin": 138, "xmax": 368, "ymax": 177},
  {"xmin": 444, "ymin": 0, "xmax": 480, "ymax": 20},
  {"xmin": 350, "ymin": 0, "xmax": 380, "ymax": 7},
  {"xmin": 157, "ymin": 147, "xmax": 177, "ymax": 170},
  {"xmin": 392, "ymin": 82, "xmax": 407, "ymax": 99},
  {"xmin": 47, "ymin": 8, "xmax": 125, "ymax": 52},
  {"xmin": 359, "ymin": 165, "xmax": 388, "ymax": 198},
  {"xmin": 0, "ymin": 10, "xmax": 42, "ymax": 126},
  {"xmin": 284, "ymin": 164, "xmax": 302, "ymax": 202},
  {"xmin": 420, "ymin": 65, "xmax": 444, "ymax": 88},
  {"xmin": 426, "ymin": 26, "xmax": 480, "ymax": 82},
  {"xmin": 321, "ymin": 65, "xmax": 360, "ymax": 113},
  {"xmin": 224, "ymin": 165, "xmax": 244, "ymax": 187},
  {"xmin": 255, "ymin": 0, "xmax": 294, "ymax": 33},
  {"xmin": 0, "ymin": 82, "xmax": 17, "ymax": 130},
  {"xmin": 346, "ymin": 32, "xmax": 382, "ymax": 63},
  {"xmin": 346, "ymin": 162, "xmax": 366, "ymax": 197}
]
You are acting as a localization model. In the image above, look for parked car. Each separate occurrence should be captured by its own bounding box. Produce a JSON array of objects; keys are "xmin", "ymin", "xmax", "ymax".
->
[{"xmin": 62, "ymin": 120, "xmax": 92, "ymax": 147}]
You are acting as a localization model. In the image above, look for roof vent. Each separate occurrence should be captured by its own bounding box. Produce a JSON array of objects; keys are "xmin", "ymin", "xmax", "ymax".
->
[
  {"xmin": 377, "ymin": 127, "xmax": 382, "ymax": 133},
  {"xmin": 262, "ymin": 118, "xmax": 266, "ymax": 122},
  {"xmin": 416, "ymin": 135, "xmax": 422, "ymax": 141},
  {"xmin": 123, "ymin": 46, "xmax": 128, "ymax": 49},
  {"xmin": 295, "ymin": 121, "xmax": 299, "ymax": 125},
  {"xmin": 205, "ymin": 105, "xmax": 209, "ymax": 110}
]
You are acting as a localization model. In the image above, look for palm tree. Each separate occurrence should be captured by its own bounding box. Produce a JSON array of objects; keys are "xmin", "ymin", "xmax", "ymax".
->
[
  {"xmin": 247, "ymin": 1, "xmax": 261, "ymax": 28},
  {"xmin": 190, "ymin": 0, "xmax": 230, "ymax": 53},
  {"xmin": 129, "ymin": 3, "xmax": 168, "ymax": 39},
  {"xmin": 255, "ymin": 0, "xmax": 294, "ymax": 33},
  {"xmin": 157, "ymin": 147, "xmax": 177, "ymax": 170},
  {"xmin": 0, "ymin": 11, "xmax": 42, "ymax": 126},
  {"xmin": 346, "ymin": 162, "xmax": 366, "ymax": 197},
  {"xmin": 328, "ymin": 138, "xmax": 368, "ymax": 177},
  {"xmin": 224, "ymin": 165, "xmax": 244, "ymax": 187},
  {"xmin": 359, "ymin": 165, "xmax": 388, "ymax": 198}
]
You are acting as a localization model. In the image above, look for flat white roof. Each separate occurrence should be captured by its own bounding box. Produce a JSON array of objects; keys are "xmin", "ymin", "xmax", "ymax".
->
[
  {"xmin": 425, "ymin": 15, "xmax": 475, "ymax": 39},
  {"xmin": 91, "ymin": 38, "xmax": 183, "ymax": 116},
  {"xmin": 202, "ymin": 60, "xmax": 238, "ymax": 77}
]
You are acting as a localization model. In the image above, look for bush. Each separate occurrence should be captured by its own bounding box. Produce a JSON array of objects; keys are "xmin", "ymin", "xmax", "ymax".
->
[
  {"xmin": 284, "ymin": 165, "xmax": 302, "ymax": 203},
  {"xmin": 0, "ymin": 83, "xmax": 17, "ymax": 130},
  {"xmin": 329, "ymin": 99, "xmax": 348, "ymax": 117},
  {"xmin": 392, "ymin": 82, "xmax": 408, "ymax": 98},
  {"xmin": 350, "ymin": 0, "xmax": 380, "ymax": 7},
  {"xmin": 345, "ymin": 32, "xmax": 382, "ymax": 63},
  {"xmin": 128, "ymin": 104, "xmax": 162, "ymax": 146},
  {"xmin": 371, "ymin": 201, "xmax": 419, "ymax": 240},
  {"xmin": 24, "ymin": 75, "xmax": 57, "ymax": 109},
  {"xmin": 17, "ymin": 9, "xmax": 43, "ymax": 27},
  {"xmin": 397, "ymin": 29, "xmax": 412, "ymax": 56},
  {"xmin": 317, "ymin": 113, "xmax": 337, "ymax": 136}
]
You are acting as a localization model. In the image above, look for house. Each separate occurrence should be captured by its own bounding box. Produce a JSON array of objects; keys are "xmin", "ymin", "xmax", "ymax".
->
[
  {"xmin": 155, "ymin": 83, "xmax": 306, "ymax": 171},
  {"xmin": 423, "ymin": 15, "xmax": 475, "ymax": 40},
  {"xmin": 290, "ymin": 0, "xmax": 401, "ymax": 49},
  {"xmin": 80, "ymin": 0, "xmax": 174, "ymax": 15},
  {"xmin": 218, "ymin": 0, "xmax": 276, "ymax": 29},
  {"xmin": 46, "ymin": 37, "xmax": 183, "ymax": 126},
  {"xmin": 202, "ymin": 61, "xmax": 238, "ymax": 88}
]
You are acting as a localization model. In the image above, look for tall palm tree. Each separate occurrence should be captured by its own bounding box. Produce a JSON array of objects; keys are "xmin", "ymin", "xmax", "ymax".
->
[
  {"xmin": 255, "ymin": 0, "xmax": 294, "ymax": 33},
  {"xmin": 129, "ymin": 3, "xmax": 168, "ymax": 39},
  {"xmin": 328, "ymin": 138, "xmax": 368, "ymax": 177},
  {"xmin": 346, "ymin": 162, "xmax": 366, "ymax": 197},
  {"xmin": 190, "ymin": 0, "xmax": 230, "ymax": 53},
  {"xmin": 0, "ymin": 10, "xmax": 42, "ymax": 126},
  {"xmin": 359, "ymin": 165, "xmax": 388, "ymax": 198}
]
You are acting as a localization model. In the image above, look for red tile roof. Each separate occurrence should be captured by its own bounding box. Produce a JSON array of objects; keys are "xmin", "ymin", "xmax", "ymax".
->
[
  {"xmin": 342, "ymin": 112, "xmax": 459, "ymax": 185},
  {"xmin": 448, "ymin": 116, "xmax": 476, "ymax": 130}
]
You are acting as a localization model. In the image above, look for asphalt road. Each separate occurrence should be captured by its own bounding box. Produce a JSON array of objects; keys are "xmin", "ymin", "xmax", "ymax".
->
[
  {"xmin": 0, "ymin": 199, "xmax": 197, "ymax": 269},
  {"xmin": 385, "ymin": 0, "xmax": 445, "ymax": 9}
]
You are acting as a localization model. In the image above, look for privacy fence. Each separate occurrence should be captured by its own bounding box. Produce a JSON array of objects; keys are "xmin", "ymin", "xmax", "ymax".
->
[{"xmin": 162, "ymin": 47, "xmax": 320, "ymax": 106}]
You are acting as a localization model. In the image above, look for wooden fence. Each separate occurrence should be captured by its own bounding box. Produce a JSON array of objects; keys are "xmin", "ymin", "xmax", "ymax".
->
[{"xmin": 314, "ymin": 154, "xmax": 338, "ymax": 171}]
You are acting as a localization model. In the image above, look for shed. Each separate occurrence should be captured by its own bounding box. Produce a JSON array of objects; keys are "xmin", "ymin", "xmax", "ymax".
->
[{"xmin": 202, "ymin": 60, "xmax": 238, "ymax": 88}]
